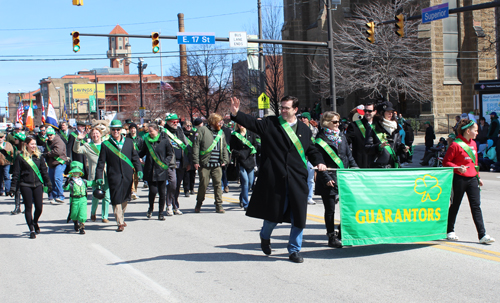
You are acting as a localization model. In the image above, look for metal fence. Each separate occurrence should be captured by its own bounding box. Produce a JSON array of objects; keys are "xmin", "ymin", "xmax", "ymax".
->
[{"xmin": 406, "ymin": 114, "xmax": 461, "ymax": 135}]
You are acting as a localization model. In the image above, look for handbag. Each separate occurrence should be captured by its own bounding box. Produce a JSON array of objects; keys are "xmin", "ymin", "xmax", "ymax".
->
[{"xmin": 226, "ymin": 154, "xmax": 239, "ymax": 182}]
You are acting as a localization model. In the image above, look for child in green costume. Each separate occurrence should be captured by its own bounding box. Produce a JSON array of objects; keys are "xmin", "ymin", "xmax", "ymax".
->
[{"xmin": 64, "ymin": 161, "xmax": 93, "ymax": 234}]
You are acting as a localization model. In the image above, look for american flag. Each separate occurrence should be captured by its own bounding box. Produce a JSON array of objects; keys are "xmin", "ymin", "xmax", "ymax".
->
[
  {"xmin": 160, "ymin": 81, "xmax": 174, "ymax": 91},
  {"xmin": 41, "ymin": 97, "xmax": 46, "ymax": 124},
  {"xmin": 16, "ymin": 102, "xmax": 24, "ymax": 125}
]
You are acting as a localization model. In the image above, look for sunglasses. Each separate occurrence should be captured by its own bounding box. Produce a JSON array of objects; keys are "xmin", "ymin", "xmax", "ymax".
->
[
  {"xmin": 330, "ymin": 120, "xmax": 340, "ymax": 124},
  {"xmin": 170, "ymin": 120, "xmax": 180, "ymax": 123},
  {"xmin": 111, "ymin": 129, "xmax": 121, "ymax": 132},
  {"xmin": 185, "ymin": 125, "xmax": 192, "ymax": 128},
  {"xmin": 364, "ymin": 109, "xmax": 374, "ymax": 113}
]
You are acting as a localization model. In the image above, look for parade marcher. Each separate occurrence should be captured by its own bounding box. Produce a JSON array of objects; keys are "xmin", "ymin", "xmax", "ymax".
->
[
  {"xmin": 35, "ymin": 125, "xmax": 47, "ymax": 152},
  {"xmin": 64, "ymin": 161, "xmax": 93, "ymax": 234},
  {"xmin": 230, "ymin": 123, "xmax": 257, "ymax": 210},
  {"xmin": 95, "ymin": 120, "xmax": 143, "ymax": 232},
  {"xmin": 0, "ymin": 132, "xmax": 14, "ymax": 196},
  {"xmin": 220, "ymin": 123, "xmax": 232, "ymax": 193},
  {"xmin": 139, "ymin": 123, "xmax": 173, "ymax": 220},
  {"xmin": 365, "ymin": 101, "xmax": 408, "ymax": 168},
  {"xmin": 6, "ymin": 123, "xmax": 22, "ymax": 146},
  {"xmin": 182, "ymin": 121, "xmax": 196, "ymax": 197},
  {"xmin": 315, "ymin": 111, "xmax": 358, "ymax": 248},
  {"xmin": 44, "ymin": 127, "xmax": 68, "ymax": 204},
  {"xmin": 5, "ymin": 133, "xmax": 25, "ymax": 214},
  {"xmin": 193, "ymin": 113, "xmax": 230, "ymax": 213},
  {"xmin": 58, "ymin": 122, "xmax": 72, "ymax": 158},
  {"xmin": 68, "ymin": 121, "xmax": 89, "ymax": 178},
  {"xmin": 443, "ymin": 119, "xmax": 495, "ymax": 244},
  {"xmin": 9, "ymin": 137, "xmax": 52, "ymax": 239},
  {"xmin": 127, "ymin": 123, "xmax": 144, "ymax": 200},
  {"xmin": 73, "ymin": 127, "xmax": 110, "ymax": 223},
  {"xmin": 403, "ymin": 120, "xmax": 414, "ymax": 163},
  {"xmin": 300, "ymin": 112, "xmax": 319, "ymax": 205},
  {"xmin": 230, "ymin": 96, "xmax": 327, "ymax": 263},
  {"xmin": 164, "ymin": 114, "xmax": 191, "ymax": 215},
  {"xmin": 346, "ymin": 102, "xmax": 376, "ymax": 168}
]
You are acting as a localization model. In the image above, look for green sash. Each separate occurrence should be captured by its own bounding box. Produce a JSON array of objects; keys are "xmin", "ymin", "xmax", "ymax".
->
[
  {"xmin": 23, "ymin": 155, "xmax": 44, "ymax": 185},
  {"xmin": 89, "ymin": 142, "xmax": 100, "ymax": 155},
  {"xmin": 164, "ymin": 129, "xmax": 188, "ymax": 151},
  {"xmin": 0, "ymin": 144, "xmax": 14, "ymax": 163},
  {"xmin": 372, "ymin": 128, "xmax": 399, "ymax": 168},
  {"xmin": 355, "ymin": 120, "xmax": 369, "ymax": 138},
  {"xmin": 454, "ymin": 138, "xmax": 480, "ymax": 174},
  {"xmin": 279, "ymin": 116, "xmax": 307, "ymax": 169},
  {"xmin": 144, "ymin": 138, "xmax": 170, "ymax": 170},
  {"xmin": 60, "ymin": 131, "xmax": 69, "ymax": 142},
  {"xmin": 256, "ymin": 137, "xmax": 261, "ymax": 144},
  {"xmin": 200, "ymin": 130, "xmax": 223, "ymax": 156},
  {"xmin": 315, "ymin": 138, "xmax": 344, "ymax": 168},
  {"xmin": 38, "ymin": 135, "xmax": 46, "ymax": 143},
  {"xmin": 45, "ymin": 143, "xmax": 66, "ymax": 165},
  {"xmin": 103, "ymin": 140, "xmax": 135, "ymax": 170},
  {"xmin": 186, "ymin": 137, "xmax": 193, "ymax": 147},
  {"xmin": 232, "ymin": 131, "xmax": 256, "ymax": 154}
]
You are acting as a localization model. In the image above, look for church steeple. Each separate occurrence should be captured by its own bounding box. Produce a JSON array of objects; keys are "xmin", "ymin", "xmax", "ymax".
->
[{"xmin": 106, "ymin": 25, "xmax": 131, "ymax": 74}]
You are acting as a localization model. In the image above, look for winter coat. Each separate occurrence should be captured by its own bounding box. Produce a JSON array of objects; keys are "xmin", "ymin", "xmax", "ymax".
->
[
  {"xmin": 365, "ymin": 118, "xmax": 405, "ymax": 168},
  {"xmin": 95, "ymin": 136, "xmax": 142, "ymax": 205},
  {"xmin": 193, "ymin": 126, "xmax": 230, "ymax": 168},
  {"xmin": 59, "ymin": 129, "xmax": 72, "ymax": 158},
  {"xmin": 0, "ymin": 141, "xmax": 14, "ymax": 166},
  {"xmin": 425, "ymin": 126, "xmax": 435, "ymax": 148},
  {"xmin": 139, "ymin": 132, "xmax": 174, "ymax": 182},
  {"xmin": 230, "ymin": 130, "xmax": 257, "ymax": 171},
  {"xmin": 164, "ymin": 125, "xmax": 191, "ymax": 169},
  {"xmin": 231, "ymin": 111, "xmax": 325, "ymax": 229},
  {"xmin": 476, "ymin": 123, "xmax": 489, "ymax": 144},
  {"xmin": 73, "ymin": 140, "xmax": 101, "ymax": 181},
  {"xmin": 346, "ymin": 118, "xmax": 375, "ymax": 168},
  {"xmin": 183, "ymin": 128, "xmax": 196, "ymax": 168},
  {"xmin": 126, "ymin": 133, "xmax": 144, "ymax": 153},
  {"xmin": 45, "ymin": 135, "xmax": 68, "ymax": 169},
  {"xmin": 314, "ymin": 129, "xmax": 358, "ymax": 196},
  {"xmin": 67, "ymin": 131, "xmax": 88, "ymax": 177},
  {"xmin": 11, "ymin": 153, "xmax": 52, "ymax": 189},
  {"xmin": 487, "ymin": 118, "xmax": 499, "ymax": 139}
]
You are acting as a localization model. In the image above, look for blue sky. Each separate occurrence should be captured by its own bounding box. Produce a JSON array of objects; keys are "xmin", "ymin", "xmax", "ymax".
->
[{"xmin": 0, "ymin": 0, "xmax": 278, "ymax": 110}]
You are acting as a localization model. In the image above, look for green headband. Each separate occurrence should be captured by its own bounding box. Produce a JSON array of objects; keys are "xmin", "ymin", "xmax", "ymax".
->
[{"xmin": 461, "ymin": 121, "xmax": 475, "ymax": 130}]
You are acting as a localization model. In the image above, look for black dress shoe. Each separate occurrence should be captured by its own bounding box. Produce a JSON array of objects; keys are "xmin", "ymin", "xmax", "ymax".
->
[
  {"xmin": 260, "ymin": 236, "xmax": 272, "ymax": 255},
  {"xmin": 146, "ymin": 211, "xmax": 152, "ymax": 219},
  {"xmin": 29, "ymin": 232, "xmax": 36, "ymax": 239},
  {"xmin": 34, "ymin": 223, "xmax": 40, "ymax": 234},
  {"xmin": 289, "ymin": 252, "xmax": 304, "ymax": 263},
  {"xmin": 158, "ymin": 214, "xmax": 165, "ymax": 221}
]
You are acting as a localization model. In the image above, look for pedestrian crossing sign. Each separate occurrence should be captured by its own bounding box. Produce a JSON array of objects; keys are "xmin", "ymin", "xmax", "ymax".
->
[{"xmin": 258, "ymin": 93, "xmax": 270, "ymax": 109}]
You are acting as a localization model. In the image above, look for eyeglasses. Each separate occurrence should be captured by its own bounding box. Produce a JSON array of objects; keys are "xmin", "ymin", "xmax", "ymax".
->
[
  {"xmin": 330, "ymin": 120, "xmax": 340, "ymax": 124},
  {"xmin": 364, "ymin": 109, "xmax": 374, "ymax": 113},
  {"xmin": 280, "ymin": 106, "xmax": 292, "ymax": 111},
  {"xmin": 111, "ymin": 129, "xmax": 121, "ymax": 132},
  {"xmin": 170, "ymin": 120, "xmax": 179, "ymax": 124}
]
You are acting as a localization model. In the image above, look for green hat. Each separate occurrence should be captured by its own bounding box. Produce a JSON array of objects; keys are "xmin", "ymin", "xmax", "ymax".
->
[
  {"xmin": 448, "ymin": 133, "xmax": 456, "ymax": 139},
  {"xmin": 165, "ymin": 113, "xmax": 179, "ymax": 121},
  {"xmin": 301, "ymin": 112, "xmax": 311, "ymax": 120},
  {"xmin": 424, "ymin": 121, "xmax": 431, "ymax": 125},
  {"xmin": 109, "ymin": 120, "xmax": 123, "ymax": 128},
  {"xmin": 70, "ymin": 161, "xmax": 84, "ymax": 170},
  {"xmin": 14, "ymin": 132, "xmax": 26, "ymax": 142},
  {"xmin": 76, "ymin": 121, "xmax": 88, "ymax": 126},
  {"xmin": 46, "ymin": 127, "xmax": 56, "ymax": 135},
  {"xmin": 68, "ymin": 166, "xmax": 84, "ymax": 175}
]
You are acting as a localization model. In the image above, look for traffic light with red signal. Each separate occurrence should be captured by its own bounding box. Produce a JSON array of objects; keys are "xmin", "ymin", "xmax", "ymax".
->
[
  {"xmin": 152, "ymin": 32, "xmax": 160, "ymax": 53},
  {"xmin": 366, "ymin": 22, "xmax": 376, "ymax": 44},
  {"xmin": 72, "ymin": 31, "xmax": 80, "ymax": 52},
  {"xmin": 395, "ymin": 14, "xmax": 405, "ymax": 37}
]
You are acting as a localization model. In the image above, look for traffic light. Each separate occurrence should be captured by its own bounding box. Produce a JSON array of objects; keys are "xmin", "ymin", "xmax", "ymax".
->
[
  {"xmin": 366, "ymin": 22, "xmax": 376, "ymax": 44},
  {"xmin": 152, "ymin": 32, "xmax": 160, "ymax": 53},
  {"xmin": 72, "ymin": 0, "xmax": 83, "ymax": 6},
  {"xmin": 395, "ymin": 14, "xmax": 405, "ymax": 37},
  {"xmin": 72, "ymin": 31, "xmax": 80, "ymax": 52}
]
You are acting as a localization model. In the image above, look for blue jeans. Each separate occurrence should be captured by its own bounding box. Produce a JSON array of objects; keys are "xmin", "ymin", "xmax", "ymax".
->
[
  {"xmin": 259, "ymin": 184, "xmax": 304, "ymax": 254},
  {"xmin": 221, "ymin": 168, "xmax": 228, "ymax": 188},
  {"xmin": 307, "ymin": 161, "xmax": 314, "ymax": 201},
  {"xmin": 48, "ymin": 164, "xmax": 66, "ymax": 200},
  {"xmin": 0, "ymin": 164, "xmax": 11, "ymax": 194},
  {"xmin": 239, "ymin": 166, "xmax": 254, "ymax": 209}
]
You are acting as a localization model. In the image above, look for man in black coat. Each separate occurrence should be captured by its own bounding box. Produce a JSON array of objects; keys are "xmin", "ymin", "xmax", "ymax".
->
[
  {"xmin": 58, "ymin": 122, "xmax": 71, "ymax": 158},
  {"xmin": 346, "ymin": 102, "xmax": 377, "ymax": 168},
  {"xmin": 95, "ymin": 120, "xmax": 142, "ymax": 232},
  {"xmin": 230, "ymin": 96, "xmax": 327, "ymax": 263},
  {"xmin": 68, "ymin": 121, "xmax": 89, "ymax": 178}
]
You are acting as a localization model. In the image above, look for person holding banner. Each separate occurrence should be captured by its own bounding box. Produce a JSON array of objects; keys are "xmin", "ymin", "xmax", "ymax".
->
[
  {"xmin": 443, "ymin": 119, "xmax": 495, "ymax": 244},
  {"xmin": 230, "ymin": 123, "xmax": 258, "ymax": 210},
  {"xmin": 365, "ymin": 101, "xmax": 407, "ymax": 168},
  {"xmin": 9, "ymin": 137, "xmax": 52, "ymax": 239},
  {"xmin": 45, "ymin": 127, "xmax": 68, "ymax": 204},
  {"xmin": 139, "ymin": 123, "xmax": 173, "ymax": 220},
  {"xmin": 230, "ymin": 96, "xmax": 327, "ymax": 263},
  {"xmin": 95, "ymin": 120, "xmax": 143, "ymax": 232},
  {"xmin": 315, "ymin": 111, "xmax": 358, "ymax": 248}
]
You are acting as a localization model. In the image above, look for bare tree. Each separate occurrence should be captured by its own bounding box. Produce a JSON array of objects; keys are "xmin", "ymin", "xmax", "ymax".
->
[{"xmin": 309, "ymin": 0, "xmax": 432, "ymax": 104}]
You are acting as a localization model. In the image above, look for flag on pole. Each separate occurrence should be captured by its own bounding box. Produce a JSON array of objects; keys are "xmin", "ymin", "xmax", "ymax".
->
[
  {"xmin": 26, "ymin": 98, "xmax": 34, "ymax": 131},
  {"xmin": 160, "ymin": 81, "xmax": 174, "ymax": 91},
  {"xmin": 45, "ymin": 97, "xmax": 59, "ymax": 129},
  {"xmin": 63, "ymin": 103, "xmax": 68, "ymax": 122},
  {"xmin": 16, "ymin": 102, "xmax": 24, "ymax": 125},
  {"xmin": 41, "ymin": 97, "xmax": 46, "ymax": 124}
]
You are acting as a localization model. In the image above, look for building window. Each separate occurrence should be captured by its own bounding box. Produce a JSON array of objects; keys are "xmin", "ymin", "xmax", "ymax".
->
[
  {"xmin": 111, "ymin": 37, "xmax": 115, "ymax": 41},
  {"xmin": 119, "ymin": 46, "xmax": 122, "ymax": 50},
  {"xmin": 442, "ymin": 0, "xmax": 460, "ymax": 84},
  {"xmin": 119, "ymin": 37, "xmax": 122, "ymax": 41}
]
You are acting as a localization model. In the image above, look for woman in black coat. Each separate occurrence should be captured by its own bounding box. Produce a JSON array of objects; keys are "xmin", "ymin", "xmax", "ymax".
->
[
  {"xmin": 315, "ymin": 111, "xmax": 358, "ymax": 248},
  {"xmin": 139, "ymin": 123, "xmax": 173, "ymax": 220},
  {"xmin": 365, "ymin": 101, "xmax": 407, "ymax": 168},
  {"xmin": 9, "ymin": 137, "xmax": 52, "ymax": 239}
]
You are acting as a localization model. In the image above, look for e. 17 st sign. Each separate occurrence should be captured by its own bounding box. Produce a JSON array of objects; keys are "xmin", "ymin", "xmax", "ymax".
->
[
  {"xmin": 177, "ymin": 32, "xmax": 215, "ymax": 44},
  {"xmin": 422, "ymin": 3, "xmax": 449, "ymax": 23}
]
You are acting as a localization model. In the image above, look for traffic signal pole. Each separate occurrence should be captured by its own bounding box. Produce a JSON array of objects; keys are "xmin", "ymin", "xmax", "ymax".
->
[{"xmin": 325, "ymin": 0, "xmax": 337, "ymax": 112}]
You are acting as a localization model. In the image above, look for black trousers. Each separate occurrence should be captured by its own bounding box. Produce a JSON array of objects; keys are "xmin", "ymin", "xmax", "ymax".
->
[
  {"xmin": 148, "ymin": 181, "xmax": 166, "ymax": 215},
  {"xmin": 321, "ymin": 193, "xmax": 338, "ymax": 235},
  {"xmin": 447, "ymin": 174, "xmax": 486, "ymax": 239},
  {"xmin": 183, "ymin": 170, "xmax": 195, "ymax": 192},
  {"xmin": 20, "ymin": 185, "xmax": 44, "ymax": 232}
]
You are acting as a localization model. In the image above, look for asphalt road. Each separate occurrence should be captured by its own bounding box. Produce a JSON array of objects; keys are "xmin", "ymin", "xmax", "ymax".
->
[{"xmin": 1, "ymin": 137, "xmax": 499, "ymax": 302}]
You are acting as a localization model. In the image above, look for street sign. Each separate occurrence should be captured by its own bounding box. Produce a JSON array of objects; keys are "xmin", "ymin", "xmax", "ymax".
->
[
  {"xmin": 139, "ymin": 106, "xmax": 146, "ymax": 118},
  {"xmin": 258, "ymin": 92, "xmax": 270, "ymax": 109},
  {"xmin": 229, "ymin": 32, "xmax": 247, "ymax": 48},
  {"xmin": 177, "ymin": 32, "xmax": 215, "ymax": 44},
  {"xmin": 422, "ymin": 3, "xmax": 449, "ymax": 23}
]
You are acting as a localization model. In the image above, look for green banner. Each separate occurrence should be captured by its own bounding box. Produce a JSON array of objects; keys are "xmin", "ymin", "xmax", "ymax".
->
[
  {"xmin": 89, "ymin": 95, "xmax": 96, "ymax": 113},
  {"xmin": 337, "ymin": 167, "xmax": 453, "ymax": 246}
]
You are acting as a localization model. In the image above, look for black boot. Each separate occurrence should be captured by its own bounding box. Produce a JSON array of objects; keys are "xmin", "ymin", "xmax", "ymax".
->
[
  {"xmin": 73, "ymin": 220, "xmax": 79, "ymax": 232},
  {"xmin": 79, "ymin": 223, "xmax": 85, "ymax": 234},
  {"xmin": 327, "ymin": 232, "xmax": 343, "ymax": 248},
  {"xmin": 10, "ymin": 200, "xmax": 21, "ymax": 215}
]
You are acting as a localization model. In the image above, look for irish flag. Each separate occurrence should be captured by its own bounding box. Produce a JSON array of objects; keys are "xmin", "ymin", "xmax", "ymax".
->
[{"xmin": 26, "ymin": 99, "xmax": 34, "ymax": 131}]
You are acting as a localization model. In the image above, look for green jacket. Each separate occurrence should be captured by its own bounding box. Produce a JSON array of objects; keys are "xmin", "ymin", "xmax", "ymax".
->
[{"xmin": 193, "ymin": 126, "xmax": 229, "ymax": 167}]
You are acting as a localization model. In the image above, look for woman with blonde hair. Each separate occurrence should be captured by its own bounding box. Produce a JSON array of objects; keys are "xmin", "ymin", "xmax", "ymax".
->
[
  {"xmin": 315, "ymin": 111, "xmax": 358, "ymax": 248},
  {"xmin": 9, "ymin": 137, "xmax": 52, "ymax": 239}
]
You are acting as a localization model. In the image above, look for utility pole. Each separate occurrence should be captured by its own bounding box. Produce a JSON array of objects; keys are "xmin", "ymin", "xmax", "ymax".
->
[
  {"xmin": 94, "ymin": 70, "xmax": 99, "ymax": 120},
  {"xmin": 324, "ymin": 0, "xmax": 337, "ymax": 112},
  {"xmin": 496, "ymin": 0, "xmax": 500, "ymax": 79},
  {"xmin": 258, "ymin": 0, "xmax": 266, "ymax": 108},
  {"xmin": 138, "ymin": 58, "xmax": 144, "ymax": 124}
]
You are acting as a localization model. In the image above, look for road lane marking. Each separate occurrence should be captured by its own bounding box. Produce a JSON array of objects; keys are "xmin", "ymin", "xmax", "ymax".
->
[
  {"xmin": 306, "ymin": 213, "xmax": 500, "ymax": 263},
  {"xmin": 92, "ymin": 244, "xmax": 176, "ymax": 302},
  {"xmin": 205, "ymin": 193, "xmax": 240, "ymax": 203}
]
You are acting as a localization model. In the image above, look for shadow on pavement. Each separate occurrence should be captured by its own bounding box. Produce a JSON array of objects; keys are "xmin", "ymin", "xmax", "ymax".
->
[{"xmin": 301, "ymin": 243, "xmax": 432, "ymax": 259}]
